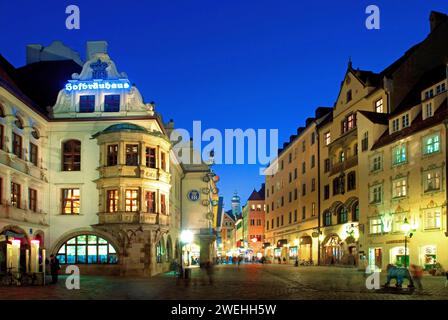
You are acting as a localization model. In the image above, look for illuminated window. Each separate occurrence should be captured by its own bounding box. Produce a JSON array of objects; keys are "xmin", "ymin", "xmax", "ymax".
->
[
  {"xmin": 11, "ymin": 182, "xmax": 21, "ymax": 208},
  {"xmin": 62, "ymin": 188, "xmax": 80, "ymax": 215},
  {"xmin": 62, "ymin": 140, "xmax": 81, "ymax": 171},
  {"xmin": 29, "ymin": 188, "xmax": 37, "ymax": 212},
  {"xmin": 324, "ymin": 132, "xmax": 331, "ymax": 145},
  {"xmin": 125, "ymin": 144, "xmax": 139, "ymax": 166},
  {"xmin": 104, "ymin": 95, "xmax": 120, "ymax": 112},
  {"xmin": 375, "ymin": 98, "xmax": 384, "ymax": 113},
  {"xmin": 12, "ymin": 133, "xmax": 22, "ymax": 158},
  {"xmin": 125, "ymin": 189, "xmax": 139, "ymax": 212},
  {"xmin": 145, "ymin": 147, "xmax": 156, "ymax": 168},
  {"xmin": 370, "ymin": 218, "xmax": 382, "ymax": 234},
  {"xmin": 424, "ymin": 170, "xmax": 441, "ymax": 192},
  {"xmin": 423, "ymin": 134, "xmax": 440, "ymax": 155},
  {"xmin": 107, "ymin": 144, "xmax": 118, "ymax": 166},
  {"xmin": 79, "ymin": 95, "xmax": 95, "ymax": 113},
  {"xmin": 106, "ymin": 190, "xmax": 119, "ymax": 213},
  {"xmin": 424, "ymin": 209, "xmax": 441, "ymax": 230},
  {"xmin": 392, "ymin": 178, "xmax": 407, "ymax": 198},
  {"xmin": 145, "ymin": 191, "xmax": 156, "ymax": 213},
  {"xmin": 156, "ymin": 241, "xmax": 164, "ymax": 263},
  {"xmin": 161, "ymin": 194, "xmax": 166, "ymax": 214},
  {"xmin": 161, "ymin": 152, "xmax": 166, "ymax": 171},
  {"xmin": 56, "ymin": 234, "xmax": 118, "ymax": 265},
  {"xmin": 29, "ymin": 143, "xmax": 38, "ymax": 166},
  {"xmin": 392, "ymin": 145, "xmax": 407, "ymax": 165},
  {"xmin": 342, "ymin": 114, "xmax": 356, "ymax": 134}
]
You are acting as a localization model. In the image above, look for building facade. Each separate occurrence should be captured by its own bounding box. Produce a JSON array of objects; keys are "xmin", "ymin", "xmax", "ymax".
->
[{"xmin": 0, "ymin": 41, "xmax": 219, "ymax": 276}]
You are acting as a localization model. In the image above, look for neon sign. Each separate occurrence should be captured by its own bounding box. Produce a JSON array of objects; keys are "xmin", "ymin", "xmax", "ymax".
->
[{"xmin": 65, "ymin": 79, "xmax": 131, "ymax": 92}]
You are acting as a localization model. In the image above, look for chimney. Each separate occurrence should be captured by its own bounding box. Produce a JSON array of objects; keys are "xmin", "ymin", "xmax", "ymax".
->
[
  {"xmin": 429, "ymin": 11, "xmax": 448, "ymax": 32},
  {"xmin": 86, "ymin": 41, "xmax": 108, "ymax": 60}
]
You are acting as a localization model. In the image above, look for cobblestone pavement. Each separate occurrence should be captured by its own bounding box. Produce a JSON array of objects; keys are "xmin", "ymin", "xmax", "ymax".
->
[{"xmin": 0, "ymin": 264, "xmax": 447, "ymax": 300}]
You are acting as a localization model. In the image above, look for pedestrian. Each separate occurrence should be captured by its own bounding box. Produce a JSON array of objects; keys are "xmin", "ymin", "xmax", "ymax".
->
[
  {"xmin": 409, "ymin": 264, "xmax": 423, "ymax": 290},
  {"xmin": 277, "ymin": 257, "xmax": 281, "ymax": 264},
  {"xmin": 49, "ymin": 254, "xmax": 61, "ymax": 284},
  {"xmin": 445, "ymin": 271, "xmax": 448, "ymax": 288},
  {"xmin": 283, "ymin": 257, "xmax": 286, "ymax": 264}
]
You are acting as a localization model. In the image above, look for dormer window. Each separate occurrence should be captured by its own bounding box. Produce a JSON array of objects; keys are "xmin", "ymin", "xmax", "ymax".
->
[
  {"xmin": 104, "ymin": 95, "xmax": 120, "ymax": 112},
  {"xmin": 436, "ymin": 83, "xmax": 446, "ymax": 94},
  {"xmin": 341, "ymin": 113, "xmax": 356, "ymax": 134},
  {"xmin": 402, "ymin": 114, "xmax": 410, "ymax": 128},
  {"xmin": 392, "ymin": 119, "xmax": 400, "ymax": 132},
  {"xmin": 375, "ymin": 98, "xmax": 384, "ymax": 113},
  {"xmin": 424, "ymin": 89, "xmax": 434, "ymax": 100},
  {"xmin": 425, "ymin": 102, "xmax": 433, "ymax": 118},
  {"xmin": 79, "ymin": 95, "xmax": 95, "ymax": 113}
]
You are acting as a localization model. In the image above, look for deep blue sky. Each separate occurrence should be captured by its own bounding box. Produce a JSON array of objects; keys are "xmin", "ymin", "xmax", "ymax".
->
[{"xmin": 1, "ymin": 0, "xmax": 447, "ymax": 210}]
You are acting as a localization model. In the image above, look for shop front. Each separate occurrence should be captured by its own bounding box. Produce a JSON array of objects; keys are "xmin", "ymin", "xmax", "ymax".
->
[
  {"xmin": 322, "ymin": 235, "xmax": 342, "ymax": 265},
  {"xmin": 421, "ymin": 245, "xmax": 437, "ymax": 270},
  {"xmin": 390, "ymin": 246, "xmax": 409, "ymax": 267},
  {"xmin": 299, "ymin": 236, "xmax": 312, "ymax": 263}
]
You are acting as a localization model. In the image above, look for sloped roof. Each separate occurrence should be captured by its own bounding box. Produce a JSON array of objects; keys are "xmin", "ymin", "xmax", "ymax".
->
[{"xmin": 358, "ymin": 110, "xmax": 389, "ymax": 125}]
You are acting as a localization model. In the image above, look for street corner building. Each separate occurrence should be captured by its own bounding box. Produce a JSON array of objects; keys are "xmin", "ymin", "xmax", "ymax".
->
[
  {"xmin": 0, "ymin": 40, "xmax": 221, "ymax": 277},
  {"xmin": 263, "ymin": 11, "xmax": 448, "ymax": 271}
]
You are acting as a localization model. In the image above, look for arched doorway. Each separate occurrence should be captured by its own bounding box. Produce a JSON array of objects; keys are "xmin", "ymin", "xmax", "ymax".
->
[
  {"xmin": 299, "ymin": 236, "xmax": 312, "ymax": 262},
  {"xmin": 0, "ymin": 226, "xmax": 30, "ymax": 273},
  {"xmin": 323, "ymin": 235, "xmax": 342, "ymax": 265}
]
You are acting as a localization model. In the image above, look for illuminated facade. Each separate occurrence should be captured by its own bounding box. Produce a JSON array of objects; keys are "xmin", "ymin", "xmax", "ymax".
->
[
  {"xmin": 243, "ymin": 184, "xmax": 266, "ymax": 258},
  {"xmin": 0, "ymin": 41, "xmax": 218, "ymax": 276}
]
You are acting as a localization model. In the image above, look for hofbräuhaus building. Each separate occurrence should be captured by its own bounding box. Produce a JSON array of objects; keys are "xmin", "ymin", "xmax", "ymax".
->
[{"xmin": 0, "ymin": 41, "xmax": 219, "ymax": 276}]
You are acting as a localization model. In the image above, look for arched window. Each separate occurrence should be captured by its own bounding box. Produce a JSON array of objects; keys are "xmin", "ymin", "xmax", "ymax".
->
[
  {"xmin": 338, "ymin": 206, "xmax": 348, "ymax": 224},
  {"xmin": 352, "ymin": 202, "xmax": 359, "ymax": 221},
  {"xmin": 324, "ymin": 211, "xmax": 332, "ymax": 226},
  {"xmin": 62, "ymin": 140, "xmax": 81, "ymax": 171},
  {"xmin": 15, "ymin": 116, "xmax": 23, "ymax": 129},
  {"xmin": 56, "ymin": 234, "xmax": 118, "ymax": 264},
  {"xmin": 166, "ymin": 237, "xmax": 172, "ymax": 261},
  {"xmin": 156, "ymin": 241, "xmax": 164, "ymax": 263}
]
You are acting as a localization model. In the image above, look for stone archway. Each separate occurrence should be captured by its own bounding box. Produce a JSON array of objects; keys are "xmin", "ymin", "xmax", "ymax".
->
[{"xmin": 0, "ymin": 225, "xmax": 31, "ymax": 272}]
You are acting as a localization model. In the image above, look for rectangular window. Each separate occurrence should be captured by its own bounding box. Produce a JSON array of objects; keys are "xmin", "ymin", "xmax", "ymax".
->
[
  {"xmin": 104, "ymin": 95, "xmax": 120, "ymax": 112},
  {"xmin": 302, "ymin": 162, "xmax": 306, "ymax": 174},
  {"xmin": 370, "ymin": 185, "xmax": 382, "ymax": 204},
  {"xmin": 294, "ymin": 209, "xmax": 297, "ymax": 222},
  {"xmin": 324, "ymin": 132, "xmax": 331, "ymax": 146},
  {"xmin": 311, "ymin": 178, "xmax": 316, "ymax": 192},
  {"xmin": 288, "ymin": 212, "xmax": 292, "ymax": 224},
  {"xmin": 294, "ymin": 168, "xmax": 298, "ymax": 179},
  {"xmin": 28, "ymin": 188, "xmax": 37, "ymax": 212},
  {"xmin": 392, "ymin": 119, "xmax": 400, "ymax": 132},
  {"xmin": 161, "ymin": 152, "xmax": 167, "ymax": 171},
  {"xmin": 29, "ymin": 143, "xmax": 38, "ymax": 166},
  {"xmin": 62, "ymin": 188, "xmax": 80, "ymax": 215},
  {"xmin": 312, "ymin": 202, "xmax": 316, "ymax": 216},
  {"xmin": 375, "ymin": 98, "xmax": 384, "ymax": 113},
  {"xmin": 370, "ymin": 218, "xmax": 382, "ymax": 234},
  {"xmin": 424, "ymin": 170, "xmax": 441, "ymax": 192},
  {"xmin": 311, "ymin": 132, "xmax": 316, "ymax": 145},
  {"xmin": 324, "ymin": 185, "xmax": 330, "ymax": 200},
  {"xmin": 107, "ymin": 144, "xmax": 118, "ymax": 166},
  {"xmin": 145, "ymin": 147, "xmax": 156, "ymax": 168},
  {"xmin": 11, "ymin": 182, "xmax": 21, "ymax": 208},
  {"xmin": 324, "ymin": 159, "xmax": 330, "ymax": 173},
  {"xmin": 392, "ymin": 178, "xmax": 407, "ymax": 198},
  {"xmin": 281, "ymin": 215, "xmax": 284, "ymax": 226},
  {"xmin": 161, "ymin": 194, "xmax": 166, "ymax": 214},
  {"xmin": 392, "ymin": 145, "xmax": 407, "ymax": 165},
  {"xmin": 371, "ymin": 155, "xmax": 382, "ymax": 172},
  {"xmin": 311, "ymin": 155, "xmax": 315, "ymax": 168},
  {"xmin": 346, "ymin": 90, "xmax": 352, "ymax": 103},
  {"xmin": 424, "ymin": 210, "xmax": 441, "ymax": 230},
  {"xmin": 125, "ymin": 144, "xmax": 139, "ymax": 166},
  {"xmin": 294, "ymin": 188, "xmax": 298, "ymax": 200},
  {"xmin": 288, "ymin": 153, "xmax": 292, "ymax": 163},
  {"xmin": 79, "ymin": 95, "xmax": 95, "ymax": 113},
  {"xmin": 302, "ymin": 206, "xmax": 306, "ymax": 220},
  {"xmin": 347, "ymin": 172, "xmax": 356, "ymax": 191},
  {"xmin": 302, "ymin": 184, "xmax": 306, "ymax": 196},
  {"xmin": 423, "ymin": 134, "xmax": 440, "ymax": 155},
  {"xmin": 402, "ymin": 114, "xmax": 410, "ymax": 128},
  {"xmin": 125, "ymin": 189, "xmax": 139, "ymax": 212},
  {"xmin": 106, "ymin": 190, "xmax": 119, "ymax": 213},
  {"xmin": 12, "ymin": 133, "xmax": 22, "ymax": 158},
  {"xmin": 425, "ymin": 103, "xmax": 433, "ymax": 118},
  {"xmin": 362, "ymin": 132, "xmax": 369, "ymax": 152}
]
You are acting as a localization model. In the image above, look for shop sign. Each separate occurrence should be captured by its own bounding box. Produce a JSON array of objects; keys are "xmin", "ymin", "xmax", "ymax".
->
[
  {"xmin": 65, "ymin": 79, "xmax": 131, "ymax": 92},
  {"xmin": 187, "ymin": 190, "xmax": 200, "ymax": 201}
]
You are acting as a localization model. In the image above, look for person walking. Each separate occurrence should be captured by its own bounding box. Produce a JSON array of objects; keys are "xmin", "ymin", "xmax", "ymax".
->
[
  {"xmin": 409, "ymin": 264, "xmax": 423, "ymax": 290},
  {"xmin": 49, "ymin": 254, "xmax": 61, "ymax": 284}
]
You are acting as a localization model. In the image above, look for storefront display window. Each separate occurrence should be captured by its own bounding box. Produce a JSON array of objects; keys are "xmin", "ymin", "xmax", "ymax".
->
[{"xmin": 57, "ymin": 234, "xmax": 118, "ymax": 264}]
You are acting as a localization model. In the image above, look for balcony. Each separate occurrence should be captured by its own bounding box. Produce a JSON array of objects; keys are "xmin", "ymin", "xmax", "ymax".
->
[
  {"xmin": 98, "ymin": 211, "xmax": 170, "ymax": 225},
  {"xmin": 0, "ymin": 203, "xmax": 49, "ymax": 226},
  {"xmin": 98, "ymin": 165, "xmax": 170, "ymax": 183},
  {"xmin": 329, "ymin": 155, "xmax": 358, "ymax": 176}
]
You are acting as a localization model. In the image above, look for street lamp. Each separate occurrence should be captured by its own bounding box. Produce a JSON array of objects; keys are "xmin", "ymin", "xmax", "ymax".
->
[
  {"xmin": 180, "ymin": 230, "xmax": 193, "ymax": 268},
  {"xmin": 401, "ymin": 218, "xmax": 413, "ymax": 268}
]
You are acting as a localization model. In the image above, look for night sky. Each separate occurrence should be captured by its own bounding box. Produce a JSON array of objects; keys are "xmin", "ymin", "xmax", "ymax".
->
[{"xmin": 1, "ymin": 0, "xmax": 447, "ymax": 209}]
